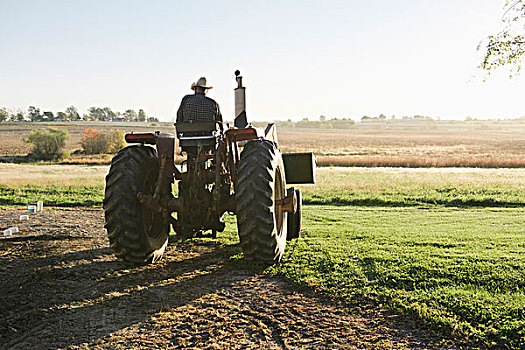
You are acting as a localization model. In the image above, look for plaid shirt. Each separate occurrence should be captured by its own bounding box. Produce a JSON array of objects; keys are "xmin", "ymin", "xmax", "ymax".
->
[{"xmin": 176, "ymin": 92, "xmax": 222, "ymax": 123}]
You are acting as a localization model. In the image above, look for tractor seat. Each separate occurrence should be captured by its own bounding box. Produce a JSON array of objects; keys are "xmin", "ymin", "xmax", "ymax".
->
[{"xmin": 175, "ymin": 121, "xmax": 221, "ymax": 149}]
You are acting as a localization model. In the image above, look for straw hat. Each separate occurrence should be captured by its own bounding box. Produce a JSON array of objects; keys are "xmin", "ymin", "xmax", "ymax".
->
[{"xmin": 191, "ymin": 77, "xmax": 213, "ymax": 90}]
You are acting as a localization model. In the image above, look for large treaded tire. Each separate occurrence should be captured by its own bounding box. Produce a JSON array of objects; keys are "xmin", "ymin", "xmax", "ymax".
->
[
  {"xmin": 236, "ymin": 140, "xmax": 287, "ymax": 263},
  {"xmin": 103, "ymin": 145, "xmax": 170, "ymax": 264}
]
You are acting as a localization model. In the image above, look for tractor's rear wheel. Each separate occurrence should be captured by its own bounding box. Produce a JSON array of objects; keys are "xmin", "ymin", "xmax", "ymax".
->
[
  {"xmin": 104, "ymin": 145, "xmax": 170, "ymax": 264},
  {"xmin": 236, "ymin": 140, "xmax": 287, "ymax": 263}
]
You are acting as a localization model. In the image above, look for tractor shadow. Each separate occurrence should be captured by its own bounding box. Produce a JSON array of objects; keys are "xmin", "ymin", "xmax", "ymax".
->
[
  {"xmin": 0, "ymin": 234, "xmax": 252, "ymax": 349},
  {"xmin": 1, "ymin": 211, "xmax": 454, "ymax": 349}
]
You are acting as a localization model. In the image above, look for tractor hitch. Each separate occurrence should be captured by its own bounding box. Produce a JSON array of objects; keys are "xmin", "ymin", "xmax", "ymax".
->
[{"xmin": 277, "ymin": 189, "xmax": 297, "ymax": 213}]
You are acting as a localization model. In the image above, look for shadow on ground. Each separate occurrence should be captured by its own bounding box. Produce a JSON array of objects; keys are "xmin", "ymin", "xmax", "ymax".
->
[
  {"xmin": 1, "ymin": 237, "xmax": 250, "ymax": 349},
  {"xmin": 0, "ymin": 208, "xmax": 453, "ymax": 349}
]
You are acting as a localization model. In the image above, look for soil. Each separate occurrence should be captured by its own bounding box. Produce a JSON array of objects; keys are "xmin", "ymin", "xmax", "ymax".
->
[{"xmin": 0, "ymin": 208, "xmax": 455, "ymax": 349}]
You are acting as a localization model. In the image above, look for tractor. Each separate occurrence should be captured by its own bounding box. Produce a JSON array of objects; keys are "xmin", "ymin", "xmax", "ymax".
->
[{"xmin": 103, "ymin": 71, "xmax": 315, "ymax": 264}]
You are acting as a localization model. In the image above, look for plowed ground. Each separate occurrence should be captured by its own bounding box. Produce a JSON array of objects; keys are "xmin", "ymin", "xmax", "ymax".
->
[{"xmin": 0, "ymin": 208, "xmax": 452, "ymax": 349}]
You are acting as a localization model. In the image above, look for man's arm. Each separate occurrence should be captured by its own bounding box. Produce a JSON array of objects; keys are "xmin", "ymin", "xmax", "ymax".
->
[
  {"xmin": 176, "ymin": 97, "xmax": 185, "ymax": 123},
  {"xmin": 215, "ymin": 102, "xmax": 223, "ymax": 123},
  {"xmin": 215, "ymin": 102, "xmax": 224, "ymax": 131}
]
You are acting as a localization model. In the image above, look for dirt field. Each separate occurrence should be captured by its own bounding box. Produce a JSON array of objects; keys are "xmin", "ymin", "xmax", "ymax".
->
[{"xmin": 0, "ymin": 208, "xmax": 453, "ymax": 349}]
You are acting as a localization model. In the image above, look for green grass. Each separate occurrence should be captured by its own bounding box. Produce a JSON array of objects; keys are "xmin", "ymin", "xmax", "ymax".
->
[
  {"xmin": 268, "ymin": 206, "xmax": 525, "ymax": 348},
  {"xmin": 2, "ymin": 168, "xmax": 523, "ymax": 209},
  {"xmin": 299, "ymin": 168, "xmax": 525, "ymax": 207}
]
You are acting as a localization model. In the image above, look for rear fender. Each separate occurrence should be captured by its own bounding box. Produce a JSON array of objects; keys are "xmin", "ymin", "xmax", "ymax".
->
[
  {"xmin": 126, "ymin": 132, "xmax": 176, "ymax": 176},
  {"xmin": 224, "ymin": 123, "xmax": 278, "ymax": 144},
  {"xmin": 225, "ymin": 127, "xmax": 261, "ymax": 142}
]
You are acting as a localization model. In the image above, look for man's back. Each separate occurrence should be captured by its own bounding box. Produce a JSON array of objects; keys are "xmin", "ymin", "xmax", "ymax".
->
[{"xmin": 177, "ymin": 93, "xmax": 222, "ymax": 123}]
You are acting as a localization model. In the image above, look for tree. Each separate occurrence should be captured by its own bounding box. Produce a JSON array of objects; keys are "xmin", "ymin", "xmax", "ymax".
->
[
  {"xmin": 107, "ymin": 130, "xmax": 125, "ymax": 153},
  {"xmin": 26, "ymin": 128, "xmax": 69, "ymax": 160},
  {"xmin": 123, "ymin": 109, "xmax": 138, "ymax": 122},
  {"xmin": 0, "ymin": 108, "xmax": 7, "ymax": 122},
  {"xmin": 81, "ymin": 128, "xmax": 125, "ymax": 154},
  {"xmin": 319, "ymin": 115, "xmax": 326, "ymax": 121},
  {"xmin": 65, "ymin": 106, "xmax": 80, "ymax": 121},
  {"xmin": 42, "ymin": 111, "xmax": 54, "ymax": 120},
  {"xmin": 88, "ymin": 107, "xmax": 106, "ymax": 121},
  {"xmin": 27, "ymin": 106, "xmax": 42, "ymax": 122},
  {"xmin": 13, "ymin": 109, "xmax": 25, "ymax": 122},
  {"xmin": 103, "ymin": 107, "xmax": 117, "ymax": 121},
  {"xmin": 138, "ymin": 109, "xmax": 147, "ymax": 122},
  {"xmin": 56, "ymin": 112, "xmax": 67, "ymax": 121},
  {"xmin": 81, "ymin": 129, "xmax": 106, "ymax": 154},
  {"xmin": 479, "ymin": 1, "xmax": 525, "ymax": 74}
]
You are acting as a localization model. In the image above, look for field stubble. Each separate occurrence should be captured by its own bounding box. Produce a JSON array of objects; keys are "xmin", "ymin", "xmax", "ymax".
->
[
  {"xmin": 277, "ymin": 126, "xmax": 525, "ymax": 168},
  {"xmin": 1, "ymin": 121, "xmax": 524, "ymax": 168}
]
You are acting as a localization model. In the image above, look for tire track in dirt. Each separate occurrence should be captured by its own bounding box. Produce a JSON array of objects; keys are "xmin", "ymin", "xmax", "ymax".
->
[{"xmin": 0, "ymin": 208, "xmax": 454, "ymax": 349}]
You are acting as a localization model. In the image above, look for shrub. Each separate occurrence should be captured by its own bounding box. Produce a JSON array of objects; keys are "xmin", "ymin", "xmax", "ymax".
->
[
  {"xmin": 26, "ymin": 128, "xmax": 70, "ymax": 160},
  {"xmin": 81, "ymin": 129, "xmax": 106, "ymax": 154},
  {"xmin": 81, "ymin": 129, "xmax": 125, "ymax": 154},
  {"xmin": 107, "ymin": 130, "xmax": 126, "ymax": 153}
]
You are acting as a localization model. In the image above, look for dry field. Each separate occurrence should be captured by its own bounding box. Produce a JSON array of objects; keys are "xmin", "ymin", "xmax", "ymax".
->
[
  {"xmin": 0, "ymin": 163, "xmax": 108, "ymax": 187},
  {"xmin": 0, "ymin": 122, "xmax": 174, "ymax": 157},
  {"xmin": 277, "ymin": 122, "xmax": 525, "ymax": 168},
  {"xmin": 0, "ymin": 120, "xmax": 524, "ymax": 167}
]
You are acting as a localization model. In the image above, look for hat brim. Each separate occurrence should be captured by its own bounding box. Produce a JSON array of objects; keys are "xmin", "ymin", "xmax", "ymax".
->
[{"xmin": 191, "ymin": 84, "xmax": 213, "ymax": 90}]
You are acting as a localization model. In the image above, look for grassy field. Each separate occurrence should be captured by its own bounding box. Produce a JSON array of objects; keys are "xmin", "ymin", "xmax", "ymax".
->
[
  {"xmin": 1, "ymin": 165, "xmax": 523, "ymax": 208},
  {"xmin": 1, "ymin": 164, "xmax": 524, "ymax": 347},
  {"xmin": 0, "ymin": 163, "xmax": 106, "ymax": 206},
  {"xmin": 1, "ymin": 120, "xmax": 524, "ymax": 167},
  {"xmin": 301, "ymin": 167, "xmax": 525, "ymax": 207},
  {"xmin": 270, "ymin": 206, "xmax": 525, "ymax": 348}
]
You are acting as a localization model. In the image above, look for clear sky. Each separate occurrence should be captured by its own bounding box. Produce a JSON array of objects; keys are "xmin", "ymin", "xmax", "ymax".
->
[{"xmin": 1, "ymin": 0, "xmax": 523, "ymax": 121}]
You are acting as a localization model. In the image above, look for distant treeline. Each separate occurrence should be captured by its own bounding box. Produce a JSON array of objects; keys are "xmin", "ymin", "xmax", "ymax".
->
[
  {"xmin": 256, "ymin": 115, "xmax": 433, "ymax": 129},
  {"xmin": 361, "ymin": 114, "xmax": 435, "ymax": 121},
  {"xmin": 0, "ymin": 106, "xmax": 159, "ymax": 122},
  {"xmin": 263, "ymin": 114, "xmax": 525, "ymax": 129},
  {"xmin": 258, "ymin": 116, "xmax": 356, "ymax": 129}
]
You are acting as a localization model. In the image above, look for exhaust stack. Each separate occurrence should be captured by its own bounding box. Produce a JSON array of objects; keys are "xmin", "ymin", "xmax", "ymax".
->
[{"xmin": 234, "ymin": 70, "xmax": 248, "ymax": 128}]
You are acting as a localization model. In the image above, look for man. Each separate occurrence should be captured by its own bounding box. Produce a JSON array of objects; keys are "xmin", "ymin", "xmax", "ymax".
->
[{"xmin": 176, "ymin": 77, "xmax": 222, "ymax": 124}]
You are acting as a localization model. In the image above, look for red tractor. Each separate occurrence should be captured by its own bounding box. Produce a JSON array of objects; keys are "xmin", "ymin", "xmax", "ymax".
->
[{"xmin": 104, "ymin": 71, "xmax": 315, "ymax": 264}]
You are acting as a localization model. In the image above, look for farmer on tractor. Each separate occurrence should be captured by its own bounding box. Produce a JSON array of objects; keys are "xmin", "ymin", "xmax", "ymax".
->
[
  {"xmin": 104, "ymin": 71, "xmax": 315, "ymax": 265},
  {"xmin": 176, "ymin": 77, "xmax": 222, "ymax": 124}
]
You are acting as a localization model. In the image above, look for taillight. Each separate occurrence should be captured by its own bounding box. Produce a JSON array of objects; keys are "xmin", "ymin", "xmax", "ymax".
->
[
  {"xmin": 125, "ymin": 133, "xmax": 156, "ymax": 144},
  {"xmin": 225, "ymin": 127, "xmax": 259, "ymax": 141}
]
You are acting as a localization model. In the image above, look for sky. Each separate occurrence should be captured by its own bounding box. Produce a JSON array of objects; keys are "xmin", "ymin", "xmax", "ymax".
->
[{"xmin": 1, "ymin": 0, "xmax": 524, "ymax": 122}]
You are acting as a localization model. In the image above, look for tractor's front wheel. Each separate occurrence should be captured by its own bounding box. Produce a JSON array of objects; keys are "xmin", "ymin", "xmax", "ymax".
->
[
  {"xmin": 236, "ymin": 140, "xmax": 287, "ymax": 263},
  {"xmin": 104, "ymin": 145, "xmax": 170, "ymax": 264}
]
